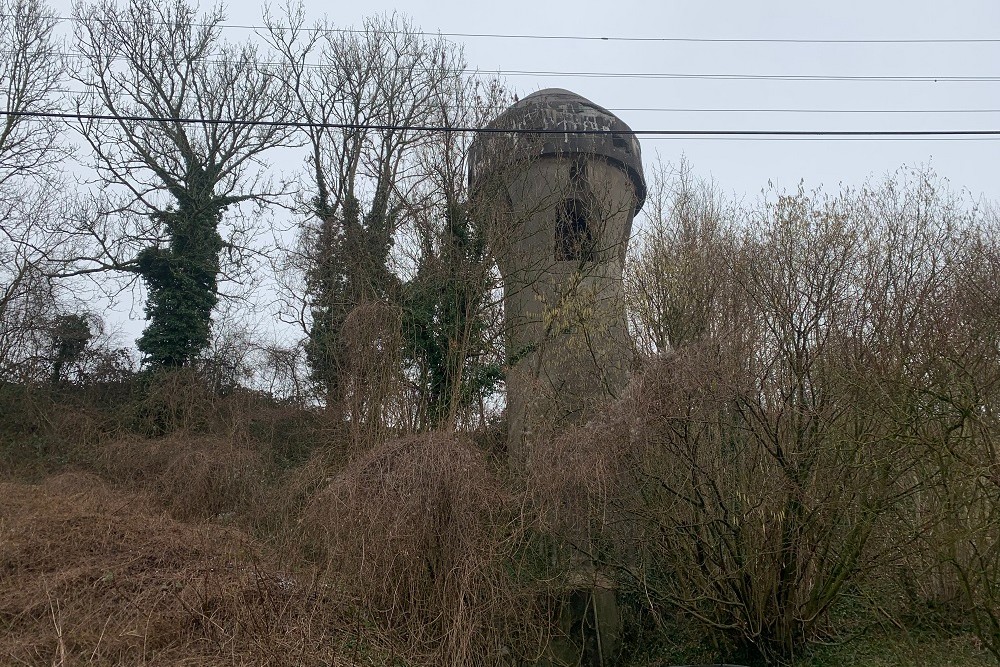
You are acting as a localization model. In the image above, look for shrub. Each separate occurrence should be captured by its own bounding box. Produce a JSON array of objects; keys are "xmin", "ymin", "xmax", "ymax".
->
[{"xmin": 301, "ymin": 432, "xmax": 541, "ymax": 666}]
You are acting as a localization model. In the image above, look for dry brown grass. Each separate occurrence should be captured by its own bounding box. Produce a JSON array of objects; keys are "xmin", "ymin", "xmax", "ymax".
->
[
  {"xmin": 96, "ymin": 434, "xmax": 271, "ymax": 523},
  {"xmin": 2, "ymin": 427, "xmax": 553, "ymax": 666},
  {"xmin": 301, "ymin": 431, "xmax": 544, "ymax": 666},
  {"xmin": 0, "ymin": 471, "xmax": 368, "ymax": 666}
]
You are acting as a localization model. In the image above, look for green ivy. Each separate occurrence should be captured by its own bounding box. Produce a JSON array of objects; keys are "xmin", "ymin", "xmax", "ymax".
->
[{"xmin": 136, "ymin": 187, "xmax": 224, "ymax": 369}]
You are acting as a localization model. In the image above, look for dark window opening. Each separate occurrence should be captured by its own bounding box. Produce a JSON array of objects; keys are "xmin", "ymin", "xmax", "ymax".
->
[
  {"xmin": 611, "ymin": 133, "xmax": 630, "ymax": 153},
  {"xmin": 556, "ymin": 199, "xmax": 595, "ymax": 262}
]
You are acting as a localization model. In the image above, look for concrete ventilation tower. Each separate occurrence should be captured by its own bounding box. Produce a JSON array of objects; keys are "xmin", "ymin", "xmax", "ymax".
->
[
  {"xmin": 470, "ymin": 88, "xmax": 646, "ymax": 465},
  {"xmin": 470, "ymin": 89, "xmax": 646, "ymax": 667}
]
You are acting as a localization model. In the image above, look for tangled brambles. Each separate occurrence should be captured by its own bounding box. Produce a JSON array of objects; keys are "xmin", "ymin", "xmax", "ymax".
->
[
  {"xmin": 0, "ymin": 472, "xmax": 350, "ymax": 665},
  {"xmin": 302, "ymin": 432, "xmax": 544, "ymax": 666},
  {"xmin": 97, "ymin": 435, "xmax": 269, "ymax": 522}
]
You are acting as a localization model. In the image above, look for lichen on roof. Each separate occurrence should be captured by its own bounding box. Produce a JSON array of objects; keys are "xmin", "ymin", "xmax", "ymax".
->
[{"xmin": 469, "ymin": 88, "xmax": 646, "ymax": 212}]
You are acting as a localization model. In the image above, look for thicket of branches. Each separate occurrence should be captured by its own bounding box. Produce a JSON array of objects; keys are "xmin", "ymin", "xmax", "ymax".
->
[
  {"xmin": 1, "ymin": 0, "xmax": 999, "ymax": 665},
  {"xmin": 608, "ymin": 165, "xmax": 999, "ymax": 662}
]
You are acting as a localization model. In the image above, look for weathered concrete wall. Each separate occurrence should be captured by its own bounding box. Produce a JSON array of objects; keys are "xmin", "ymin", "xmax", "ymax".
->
[{"xmin": 498, "ymin": 155, "xmax": 637, "ymax": 466}]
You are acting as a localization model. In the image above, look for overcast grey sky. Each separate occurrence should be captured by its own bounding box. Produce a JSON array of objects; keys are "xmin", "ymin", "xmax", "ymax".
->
[
  {"xmin": 50, "ymin": 0, "xmax": 1000, "ymax": 201},
  {"xmin": 252, "ymin": 0, "xmax": 1000, "ymax": 201}
]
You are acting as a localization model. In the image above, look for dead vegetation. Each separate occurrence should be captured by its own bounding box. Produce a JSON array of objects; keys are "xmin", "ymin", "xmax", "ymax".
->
[
  {"xmin": 301, "ymin": 432, "xmax": 544, "ymax": 666},
  {"xmin": 0, "ymin": 472, "xmax": 350, "ymax": 666},
  {"xmin": 97, "ymin": 435, "xmax": 270, "ymax": 522},
  {"xmin": 1, "ymin": 166, "xmax": 998, "ymax": 667},
  {"xmin": 0, "ymin": 427, "xmax": 553, "ymax": 667}
]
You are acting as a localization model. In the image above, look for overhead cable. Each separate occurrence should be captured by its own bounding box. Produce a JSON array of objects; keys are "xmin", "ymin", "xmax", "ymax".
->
[
  {"xmin": 4, "ymin": 109, "xmax": 1000, "ymax": 140},
  {"xmin": 49, "ymin": 89, "xmax": 1000, "ymax": 113},
  {"xmin": 19, "ymin": 50, "xmax": 1000, "ymax": 83},
  {"xmin": 18, "ymin": 14, "xmax": 1000, "ymax": 44}
]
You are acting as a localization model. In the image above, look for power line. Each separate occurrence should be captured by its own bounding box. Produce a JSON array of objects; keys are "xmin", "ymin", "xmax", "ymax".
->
[
  {"xmin": 25, "ymin": 50, "xmax": 1000, "ymax": 83},
  {"xmin": 613, "ymin": 107, "xmax": 1000, "ymax": 114},
  {"xmin": 335, "ymin": 33, "xmax": 1000, "ymax": 45},
  {"xmin": 26, "ymin": 14, "xmax": 1000, "ymax": 44},
  {"xmin": 49, "ymin": 88, "xmax": 1000, "ymax": 114},
  {"xmin": 492, "ymin": 70, "xmax": 1000, "ymax": 82},
  {"xmin": 642, "ymin": 136, "xmax": 1000, "ymax": 142},
  {"xmin": 4, "ymin": 109, "xmax": 1000, "ymax": 140}
]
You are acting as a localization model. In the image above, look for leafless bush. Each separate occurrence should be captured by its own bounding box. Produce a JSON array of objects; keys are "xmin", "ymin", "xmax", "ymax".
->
[
  {"xmin": 625, "ymin": 159, "xmax": 736, "ymax": 356},
  {"xmin": 885, "ymin": 211, "xmax": 1000, "ymax": 659},
  {"xmin": 0, "ymin": 260, "xmax": 56, "ymax": 382},
  {"xmin": 128, "ymin": 368, "xmax": 223, "ymax": 435},
  {"xmin": 336, "ymin": 300, "xmax": 406, "ymax": 448},
  {"xmin": 570, "ymin": 166, "xmax": 1000, "ymax": 662},
  {"xmin": 98, "ymin": 434, "xmax": 270, "ymax": 521},
  {"xmin": 124, "ymin": 366, "xmax": 278, "ymax": 441},
  {"xmin": 301, "ymin": 432, "xmax": 543, "ymax": 666},
  {"xmin": 0, "ymin": 193, "xmax": 75, "ymax": 383}
]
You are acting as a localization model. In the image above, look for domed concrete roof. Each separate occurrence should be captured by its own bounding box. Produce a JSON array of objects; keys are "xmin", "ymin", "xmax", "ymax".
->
[{"xmin": 469, "ymin": 88, "xmax": 646, "ymax": 212}]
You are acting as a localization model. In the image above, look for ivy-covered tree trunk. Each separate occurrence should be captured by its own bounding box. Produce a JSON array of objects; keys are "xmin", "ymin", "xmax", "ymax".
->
[
  {"xmin": 266, "ymin": 12, "xmax": 463, "ymax": 415},
  {"xmin": 67, "ymin": 0, "xmax": 293, "ymax": 371},
  {"xmin": 403, "ymin": 196, "xmax": 500, "ymax": 429},
  {"xmin": 136, "ymin": 189, "xmax": 224, "ymax": 368},
  {"xmin": 303, "ymin": 195, "xmax": 353, "ymax": 400},
  {"xmin": 48, "ymin": 313, "xmax": 92, "ymax": 384}
]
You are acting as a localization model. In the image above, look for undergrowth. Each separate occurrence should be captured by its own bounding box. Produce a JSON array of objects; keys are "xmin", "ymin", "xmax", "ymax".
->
[{"xmin": 0, "ymin": 367, "xmax": 997, "ymax": 666}]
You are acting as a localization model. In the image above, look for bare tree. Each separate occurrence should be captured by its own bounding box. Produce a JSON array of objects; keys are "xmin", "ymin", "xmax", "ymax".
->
[
  {"xmin": 65, "ymin": 0, "xmax": 294, "ymax": 368},
  {"xmin": 0, "ymin": 0, "xmax": 63, "ymax": 191},
  {"xmin": 0, "ymin": 213, "xmax": 59, "ymax": 381},
  {"xmin": 265, "ymin": 8, "xmax": 483, "ymax": 423},
  {"xmin": 562, "ymin": 167, "xmax": 998, "ymax": 662},
  {"xmin": 625, "ymin": 158, "xmax": 734, "ymax": 356},
  {"xmin": 401, "ymin": 73, "xmax": 509, "ymax": 430},
  {"xmin": 0, "ymin": 0, "xmax": 69, "ymax": 381}
]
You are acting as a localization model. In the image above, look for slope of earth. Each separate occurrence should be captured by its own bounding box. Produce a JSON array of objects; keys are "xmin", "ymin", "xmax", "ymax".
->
[{"xmin": 0, "ymin": 471, "xmax": 363, "ymax": 666}]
